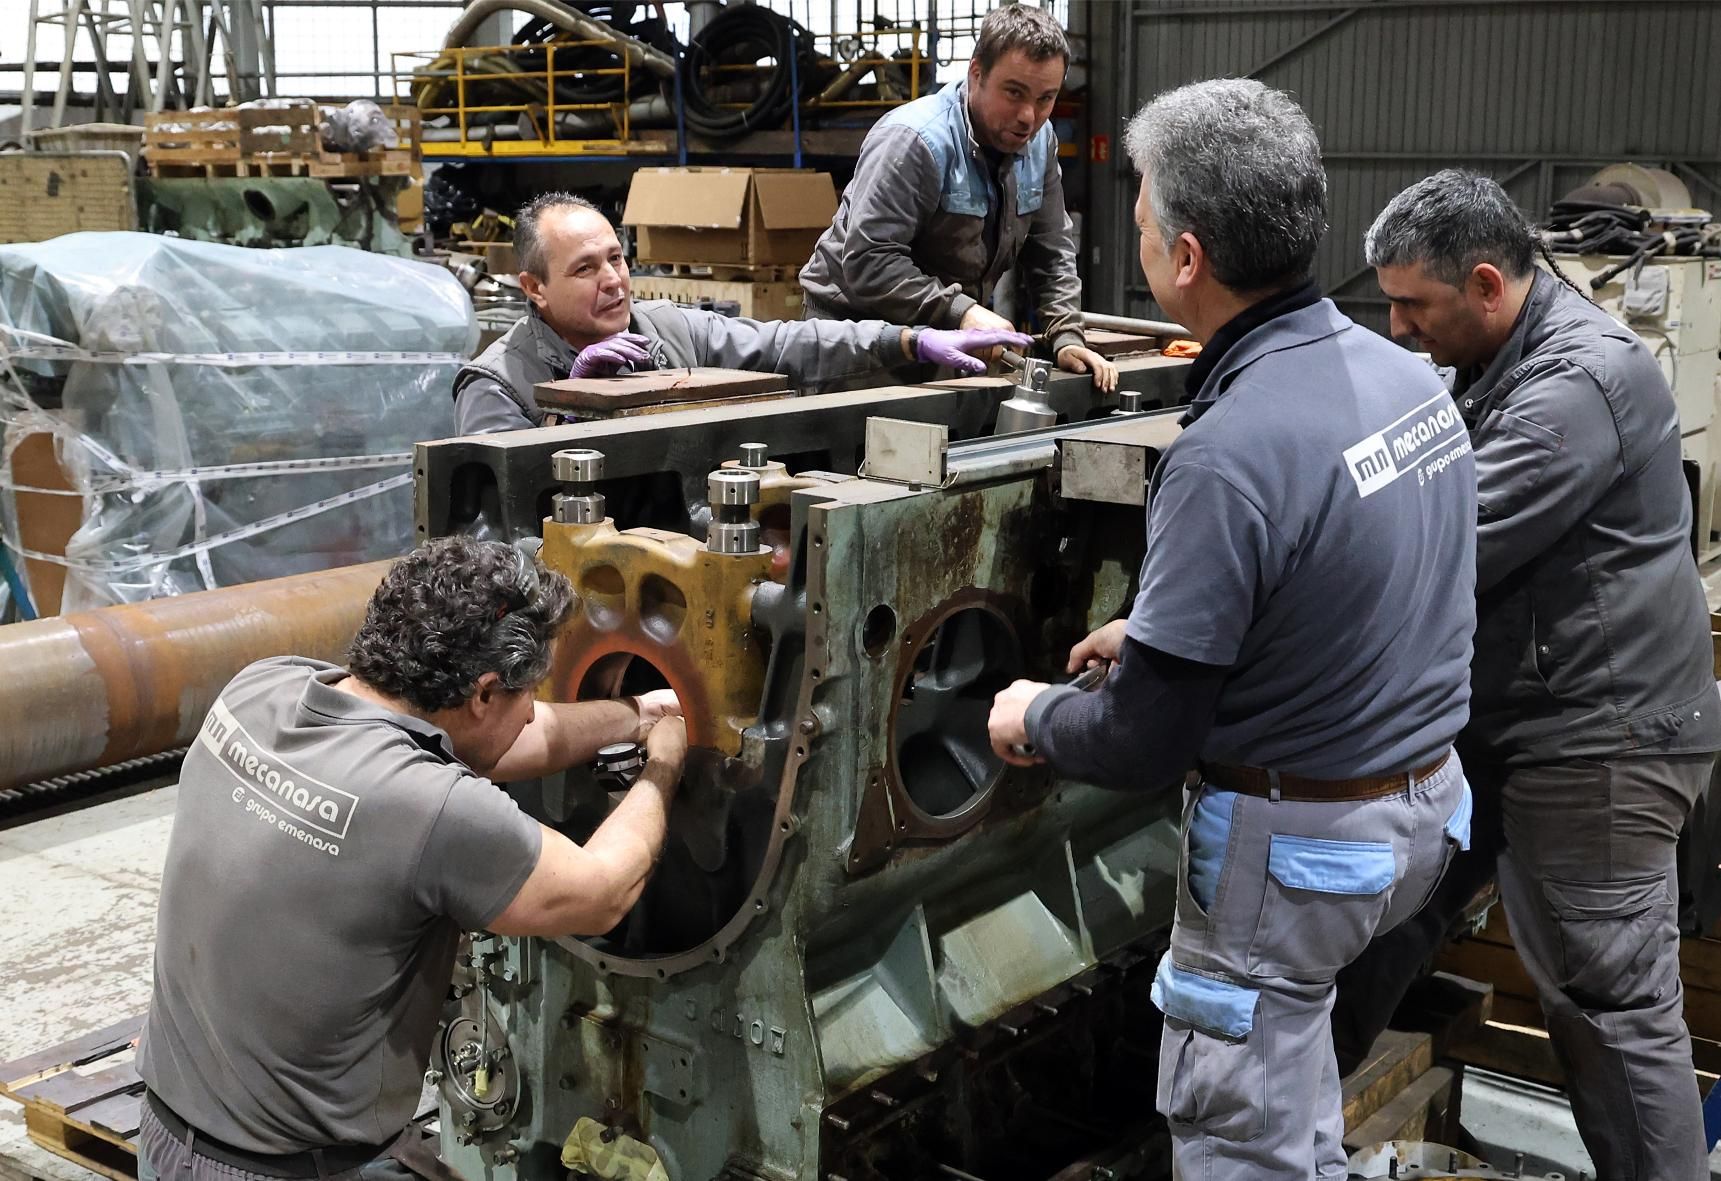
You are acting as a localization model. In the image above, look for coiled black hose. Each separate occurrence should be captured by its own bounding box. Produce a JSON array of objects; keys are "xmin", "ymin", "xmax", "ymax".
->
[
  {"xmin": 1543, "ymin": 200, "xmax": 1716, "ymax": 290},
  {"xmin": 514, "ymin": 2, "xmax": 675, "ymax": 104},
  {"xmin": 678, "ymin": 4, "xmax": 814, "ymax": 140}
]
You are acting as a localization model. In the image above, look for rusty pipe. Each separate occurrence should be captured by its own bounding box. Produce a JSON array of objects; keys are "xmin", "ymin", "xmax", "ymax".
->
[{"xmin": 0, "ymin": 561, "xmax": 389, "ymax": 791}]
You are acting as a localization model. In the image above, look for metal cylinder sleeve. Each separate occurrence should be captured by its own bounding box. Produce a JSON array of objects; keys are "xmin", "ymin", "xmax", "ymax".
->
[
  {"xmin": 552, "ymin": 448, "xmax": 607, "ymax": 524},
  {"xmin": 706, "ymin": 468, "xmax": 762, "ymax": 554}
]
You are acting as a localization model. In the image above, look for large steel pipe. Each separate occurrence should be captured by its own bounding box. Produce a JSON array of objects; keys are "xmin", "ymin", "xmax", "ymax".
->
[{"xmin": 0, "ymin": 562, "xmax": 389, "ymax": 790}]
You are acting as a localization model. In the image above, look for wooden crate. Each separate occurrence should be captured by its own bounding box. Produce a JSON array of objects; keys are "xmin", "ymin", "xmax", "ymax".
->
[
  {"xmin": 1438, "ymin": 905, "xmax": 1721, "ymax": 1084},
  {"xmin": 0, "ymin": 1015, "xmax": 146, "ymax": 1181},
  {"xmin": 145, "ymin": 104, "xmax": 319, "ymax": 176},
  {"xmin": 1340, "ymin": 1029, "xmax": 1463, "ymax": 1151},
  {"xmin": 309, "ymin": 105, "xmax": 421, "ymax": 180},
  {"xmin": 0, "ymin": 151, "xmax": 136, "ymax": 243},
  {"xmin": 653, "ymin": 261, "xmax": 802, "ymax": 282},
  {"xmin": 630, "ymin": 274, "xmax": 806, "ymax": 322}
]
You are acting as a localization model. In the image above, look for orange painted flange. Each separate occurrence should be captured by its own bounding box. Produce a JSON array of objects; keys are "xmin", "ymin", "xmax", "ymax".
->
[{"xmin": 539, "ymin": 517, "xmax": 772, "ymax": 754}]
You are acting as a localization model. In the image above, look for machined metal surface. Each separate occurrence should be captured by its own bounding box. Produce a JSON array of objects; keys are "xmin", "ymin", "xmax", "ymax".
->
[
  {"xmin": 417, "ymin": 353, "xmax": 1191, "ymax": 547},
  {"xmin": 0, "ymin": 561, "xmax": 388, "ymax": 790}
]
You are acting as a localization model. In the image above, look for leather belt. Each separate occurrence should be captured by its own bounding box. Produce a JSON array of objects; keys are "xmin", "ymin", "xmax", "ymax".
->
[
  {"xmin": 145, "ymin": 1090, "xmax": 394, "ymax": 1179},
  {"xmin": 1189, "ymin": 750, "xmax": 1451, "ymax": 802}
]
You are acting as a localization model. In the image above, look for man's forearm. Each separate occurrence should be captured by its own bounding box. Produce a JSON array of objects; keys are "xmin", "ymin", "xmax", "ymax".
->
[
  {"xmin": 490, "ymin": 699, "xmax": 640, "ymax": 782},
  {"xmin": 583, "ymin": 756, "xmax": 677, "ymax": 911},
  {"xmin": 1026, "ymin": 638, "xmax": 1224, "ymax": 791}
]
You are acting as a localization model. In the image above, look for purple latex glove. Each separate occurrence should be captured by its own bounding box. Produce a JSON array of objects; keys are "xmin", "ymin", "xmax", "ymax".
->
[
  {"xmin": 569, "ymin": 332, "xmax": 652, "ymax": 379},
  {"xmin": 914, "ymin": 327, "xmax": 1035, "ymax": 376}
]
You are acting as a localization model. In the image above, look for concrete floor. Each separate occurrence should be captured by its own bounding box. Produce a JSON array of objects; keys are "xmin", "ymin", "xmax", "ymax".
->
[
  {"xmin": 0, "ymin": 787, "xmax": 173, "ymax": 1181},
  {"xmin": 0, "ymin": 785, "xmax": 1716, "ymax": 1181}
]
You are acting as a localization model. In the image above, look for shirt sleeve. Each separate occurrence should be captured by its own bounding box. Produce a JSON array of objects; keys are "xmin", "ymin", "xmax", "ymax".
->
[
  {"xmin": 1472, "ymin": 359, "xmax": 1625, "ymax": 592},
  {"xmin": 413, "ymin": 772, "xmax": 544, "ymax": 929},
  {"xmin": 835, "ymin": 126, "xmax": 976, "ymax": 328},
  {"xmin": 1015, "ymin": 143, "xmax": 1085, "ymax": 356},
  {"xmin": 452, "ymin": 374, "xmax": 535, "ymax": 434},
  {"xmin": 684, "ymin": 307, "xmax": 905, "ymax": 390},
  {"xmin": 1125, "ymin": 458, "xmax": 1288, "ymax": 665},
  {"xmin": 1024, "ymin": 637, "xmax": 1226, "ymax": 792}
]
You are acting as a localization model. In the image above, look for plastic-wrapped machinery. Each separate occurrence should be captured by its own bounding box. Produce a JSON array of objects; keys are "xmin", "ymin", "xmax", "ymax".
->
[{"xmin": 0, "ymin": 232, "xmax": 475, "ymax": 611}]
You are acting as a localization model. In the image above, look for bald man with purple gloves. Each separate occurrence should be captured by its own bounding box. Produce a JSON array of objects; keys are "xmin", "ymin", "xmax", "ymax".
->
[{"xmin": 452, "ymin": 192, "xmax": 1027, "ymax": 435}]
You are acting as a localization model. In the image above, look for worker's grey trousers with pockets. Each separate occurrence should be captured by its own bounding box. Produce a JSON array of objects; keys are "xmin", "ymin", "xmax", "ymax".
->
[
  {"xmin": 1495, "ymin": 753, "xmax": 1712, "ymax": 1181},
  {"xmin": 1152, "ymin": 754, "xmax": 1471, "ymax": 1181}
]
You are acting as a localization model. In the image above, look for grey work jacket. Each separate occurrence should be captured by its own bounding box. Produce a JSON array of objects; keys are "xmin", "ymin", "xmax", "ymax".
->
[
  {"xmin": 1457, "ymin": 269, "xmax": 1721, "ymax": 765},
  {"xmin": 798, "ymin": 80, "xmax": 1085, "ymax": 355},
  {"xmin": 451, "ymin": 301, "xmax": 904, "ymax": 434}
]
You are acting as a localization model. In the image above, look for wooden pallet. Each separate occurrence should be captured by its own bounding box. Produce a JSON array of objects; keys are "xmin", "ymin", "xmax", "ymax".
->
[
  {"xmin": 650, "ymin": 261, "xmax": 803, "ymax": 282},
  {"xmin": 629, "ymin": 274, "xmax": 806, "ymax": 322},
  {"xmin": 144, "ymin": 103, "xmax": 318, "ymax": 175},
  {"xmin": 1338, "ymin": 972, "xmax": 1489, "ymax": 1152},
  {"xmin": 0, "ymin": 1015, "xmax": 147, "ymax": 1181},
  {"xmin": 145, "ymin": 104, "xmax": 421, "ymax": 181}
]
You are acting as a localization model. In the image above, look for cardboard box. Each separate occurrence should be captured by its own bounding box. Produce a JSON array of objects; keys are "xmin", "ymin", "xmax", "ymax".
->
[
  {"xmin": 623, "ymin": 167, "xmax": 836, "ymax": 268},
  {"xmin": 630, "ymin": 275, "xmax": 805, "ymax": 322}
]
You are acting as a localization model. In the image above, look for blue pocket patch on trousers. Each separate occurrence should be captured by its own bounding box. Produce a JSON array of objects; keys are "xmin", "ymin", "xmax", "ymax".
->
[
  {"xmin": 1150, "ymin": 955, "xmax": 1258, "ymax": 1039},
  {"xmin": 1444, "ymin": 781, "xmax": 1474, "ymax": 851},
  {"xmin": 1266, "ymin": 834, "xmax": 1395, "ymax": 895}
]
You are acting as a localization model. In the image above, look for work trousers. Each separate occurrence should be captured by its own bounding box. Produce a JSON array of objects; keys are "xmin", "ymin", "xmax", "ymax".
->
[
  {"xmin": 1333, "ymin": 753, "xmax": 1713, "ymax": 1181},
  {"xmin": 139, "ymin": 1103, "xmax": 417, "ymax": 1181},
  {"xmin": 1153, "ymin": 753, "xmax": 1470, "ymax": 1180}
]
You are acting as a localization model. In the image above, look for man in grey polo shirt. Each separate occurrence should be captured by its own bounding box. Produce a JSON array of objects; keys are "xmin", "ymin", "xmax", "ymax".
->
[
  {"xmin": 987, "ymin": 81, "xmax": 1477, "ymax": 1180},
  {"xmin": 136, "ymin": 536, "xmax": 686, "ymax": 1181},
  {"xmin": 451, "ymin": 193, "xmax": 1028, "ymax": 434}
]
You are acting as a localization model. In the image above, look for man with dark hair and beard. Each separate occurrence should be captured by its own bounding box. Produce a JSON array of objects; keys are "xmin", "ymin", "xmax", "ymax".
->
[
  {"xmin": 1333, "ymin": 169, "xmax": 1720, "ymax": 1181},
  {"xmin": 136, "ymin": 536, "xmax": 685, "ymax": 1181}
]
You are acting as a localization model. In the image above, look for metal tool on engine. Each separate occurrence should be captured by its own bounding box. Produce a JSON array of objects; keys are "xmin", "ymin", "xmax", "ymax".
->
[
  {"xmin": 593, "ymin": 741, "xmax": 645, "ymax": 791},
  {"xmin": 993, "ymin": 355, "xmax": 1058, "ymax": 434},
  {"xmin": 1010, "ymin": 660, "xmax": 1110, "ymax": 759}
]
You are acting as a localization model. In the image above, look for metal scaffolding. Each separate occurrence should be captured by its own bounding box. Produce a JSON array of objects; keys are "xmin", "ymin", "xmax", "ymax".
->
[{"xmin": 20, "ymin": 0, "xmax": 277, "ymax": 136}]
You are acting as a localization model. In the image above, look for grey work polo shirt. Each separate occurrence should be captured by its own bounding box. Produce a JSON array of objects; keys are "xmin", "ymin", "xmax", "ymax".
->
[
  {"xmin": 137, "ymin": 656, "xmax": 542, "ymax": 1154},
  {"xmin": 1127, "ymin": 299, "xmax": 1478, "ymax": 777}
]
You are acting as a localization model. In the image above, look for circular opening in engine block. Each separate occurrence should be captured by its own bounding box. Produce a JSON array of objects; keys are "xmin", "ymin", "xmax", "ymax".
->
[
  {"xmin": 560, "ymin": 651, "xmax": 771, "ymax": 963},
  {"xmin": 891, "ymin": 603, "xmax": 1022, "ymax": 819}
]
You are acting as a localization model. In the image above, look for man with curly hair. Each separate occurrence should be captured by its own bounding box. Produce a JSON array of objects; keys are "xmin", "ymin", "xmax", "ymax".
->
[{"xmin": 135, "ymin": 536, "xmax": 685, "ymax": 1181}]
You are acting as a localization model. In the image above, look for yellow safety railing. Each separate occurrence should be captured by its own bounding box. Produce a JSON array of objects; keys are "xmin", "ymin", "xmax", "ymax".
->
[
  {"xmin": 394, "ymin": 26, "xmax": 927, "ymax": 159},
  {"xmin": 395, "ymin": 41, "xmax": 654, "ymax": 157}
]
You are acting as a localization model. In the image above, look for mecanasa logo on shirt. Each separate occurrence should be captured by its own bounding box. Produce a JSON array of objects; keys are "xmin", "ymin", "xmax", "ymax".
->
[
  {"xmin": 1342, "ymin": 392, "xmax": 1469, "ymax": 498},
  {"xmin": 198, "ymin": 699, "xmax": 358, "ymax": 842}
]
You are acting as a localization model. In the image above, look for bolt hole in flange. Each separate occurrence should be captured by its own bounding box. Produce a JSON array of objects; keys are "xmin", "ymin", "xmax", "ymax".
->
[
  {"xmin": 861, "ymin": 603, "xmax": 897, "ymax": 658},
  {"xmin": 892, "ymin": 603, "xmax": 1022, "ymax": 819}
]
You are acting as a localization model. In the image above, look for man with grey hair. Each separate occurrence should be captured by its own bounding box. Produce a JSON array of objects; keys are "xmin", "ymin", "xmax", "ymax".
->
[
  {"xmin": 798, "ymin": 3, "xmax": 1117, "ymax": 391},
  {"xmin": 1333, "ymin": 169, "xmax": 1719, "ymax": 1181},
  {"xmin": 986, "ymin": 80, "xmax": 1476, "ymax": 1179},
  {"xmin": 452, "ymin": 193, "xmax": 1027, "ymax": 433},
  {"xmin": 137, "ymin": 536, "xmax": 688, "ymax": 1181}
]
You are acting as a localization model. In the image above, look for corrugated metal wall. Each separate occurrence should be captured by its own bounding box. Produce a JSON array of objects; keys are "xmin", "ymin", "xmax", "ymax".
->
[{"xmin": 1081, "ymin": 0, "xmax": 1721, "ymax": 335}]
